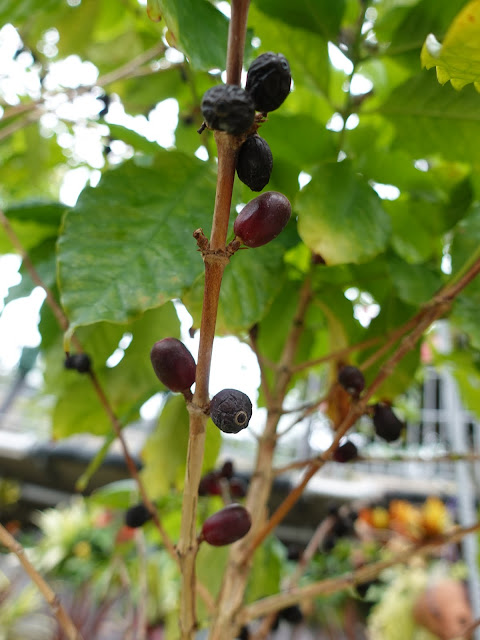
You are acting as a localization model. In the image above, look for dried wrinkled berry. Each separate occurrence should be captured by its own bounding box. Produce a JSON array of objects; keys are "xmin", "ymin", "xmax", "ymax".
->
[
  {"xmin": 125, "ymin": 503, "xmax": 151, "ymax": 528},
  {"xmin": 64, "ymin": 353, "xmax": 92, "ymax": 374},
  {"xmin": 150, "ymin": 338, "xmax": 196, "ymax": 393},
  {"xmin": 234, "ymin": 191, "xmax": 291, "ymax": 248},
  {"xmin": 246, "ymin": 52, "xmax": 291, "ymax": 113},
  {"xmin": 333, "ymin": 439, "xmax": 358, "ymax": 463},
  {"xmin": 200, "ymin": 503, "xmax": 251, "ymax": 546},
  {"xmin": 201, "ymin": 84, "xmax": 255, "ymax": 135},
  {"xmin": 373, "ymin": 402, "xmax": 404, "ymax": 442},
  {"xmin": 210, "ymin": 389, "xmax": 252, "ymax": 434},
  {"xmin": 236, "ymin": 134, "xmax": 273, "ymax": 191},
  {"xmin": 338, "ymin": 365, "xmax": 365, "ymax": 397}
]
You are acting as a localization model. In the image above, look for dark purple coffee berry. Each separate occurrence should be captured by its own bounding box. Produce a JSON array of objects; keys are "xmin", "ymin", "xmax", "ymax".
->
[
  {"xmin": 201, "ymin": 84, "xmax": 255, "ymax": 135},
  {"xmin": 125, "ymin": 503, "xmax": 152, "ymax": 528},
  {"xmin": 333, "ymin": 439, "xmax": 358, "ymax": 463},
  {"xmin": 200, "ymin": 503, "xmax": 252, "ymax": 546},
  {"xmin": 372, "ymin": 402, "xmax": 404, "ymax": 442},
  {"xmin": 236, "ymin": 134, "xmax": 273, "ymax": 191},
  {"xmin": 150, "ymin": 338, "xmax": 196, "ymax": 393},
  {"xmin": 279, "ymin": 604, "xmax": 303, "ymax": 625},
  {"xmin": 220, "ymin": 460, "xmax": 235, "ymax": 479},
  {"xmin": 64, "ymin": 353, "xmax": 92, "ymax": 374},
  {"xmin": 229, "ymin": 477, "xmax": 247, "ymax": 498},
  {"xmin": 210, "ymin": 389, "xmax": 252, "ymax": 434},
  {"xmin": 246, "ymin": 52, "xmax": 291, "ymax": 113},
  {"xmin": 234, "ymin": 191, "xmax": 291, "ymax": 248},
  {"xmin": 198, "ymin": 470, "xmax": 222, "ymax": 496},
  {"xmin": 338, "ymin": 365, "xmax": 365, "ymax": 397}
]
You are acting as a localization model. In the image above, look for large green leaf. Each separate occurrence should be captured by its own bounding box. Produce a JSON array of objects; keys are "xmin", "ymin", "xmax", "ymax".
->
[
  {"xmin": 58, "ymin": 151, "xmax": 217, "ymax": 329},
  {"xmin": 252, "ymin": 0, "xmax": 346, "ymax": 40},
  {"xmin": 421, "ymin": 0, "xmax": 480, "ymax": 90},
  {"xmin": 378, "ymin": 73, "xmax": 480, "ymax": 166},
  {"xmin": 141, "ymin": 395, "xmax": 221, "ymax": 499},
  {"xmin": 0, "ymin": 0, "xmax": 62, "ymax": 25},
  {"xmin": 296, "ymin": 162, "xmax": 391, "ymax": 266},
  {"xmin": 155, "ymin": 0, "xmax": 229, "ymax": 71}
]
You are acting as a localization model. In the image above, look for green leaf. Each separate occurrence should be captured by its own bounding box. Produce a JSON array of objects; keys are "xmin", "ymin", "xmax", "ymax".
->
[
  {"xmin": 378, "ymin": 73, "xmax": 480, "ymax": 166},
  {"xmin": 388, "ymin": 255, "xmax": 443, "ymax": 305},
  {"xmin": 252, "ymin": 0, "xmax": 346, "ymax": 40},
  {"xmin": 156, "ymin": 0, "xmax": 229, "ymax": 70},
  {"xmin": 58, "ymin": 151, "xmax": 217, "ymax": 329},
  {"xmin": 0, "ymin": 0, "xmax": 63, "ymax": 25},
  {"xmin": 106, "ymin": 124, "xmax": 161, "ymax": 155},
  {"xmin": 296, "ymin": 162, "xmax": 391, "ymax": 266},
  {"xmin": 246, "ymin": 537, "xmax": 285, "ymax": 603},
  {"xmin": 0, "ymin": 202, "xmax": 65, "ymax": 254},
  {"xmin": 421, "ymin": 0, "xmax": 480, "ymax": 91},
  {"xmin": 141, "ymin": 395, "xmax": 221, "ymax": 499}
]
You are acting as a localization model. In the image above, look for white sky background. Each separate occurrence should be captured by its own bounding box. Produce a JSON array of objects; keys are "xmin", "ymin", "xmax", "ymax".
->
[{"xmin": 0, "ymin": 12, "xmax": 387, "ymax": 443}]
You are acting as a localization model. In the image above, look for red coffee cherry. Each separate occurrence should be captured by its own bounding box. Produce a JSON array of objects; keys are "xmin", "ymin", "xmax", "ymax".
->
[
  {"xmin": 150, "ymin": 338, "xmax": 196, "ymax": 392},
  {"xmin": 200, "ymin": 504, "xmax": 252, "ymax": 546},
  {"xmin": 234, "ymin": 191, "xmax": 291, "ymax": 248}
]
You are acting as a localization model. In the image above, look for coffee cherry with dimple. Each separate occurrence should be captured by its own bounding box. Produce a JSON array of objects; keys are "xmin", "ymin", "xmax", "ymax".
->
[
  {"xmin": 210, "ymin": 389, "xmax": 252, "ymax": 434},
  {"xmin": 246, "ymin": 52, "xmax": 291, "ymax": 113},
  {"xmin": 373, "ymin": 402, "xmax": 404, "ymax": 442},
  {"xmin": 236, "ymin": 134, "xmax": 273, "ymax": 191},
  {"xmin": 333, "ymin": 439, "xmax": 358, "ymax": 463},
  {"xmin": 201, "ymin": 84, "xmax": 255, "ymax": 135},
  {"xmin": 234, "ymin": 191, "xmax": 291, "ymax": 248},
  {"xmin": 64, "ymin": 353, "xmax": 92, "ymax": 374},
  {"xmin": 125, "ymin": 503, "xmax": 152, "ymax": 528},
  {"xmin": 338, "ymin": 365, "xmax": 365, "ymax": 397},
  {"xmin": 200, "ymin": 503, "xmax": 252, "ymax": 546},
  {"xmin": 150, "ymin": 338, "xmax": 196, "ymax": 393}
]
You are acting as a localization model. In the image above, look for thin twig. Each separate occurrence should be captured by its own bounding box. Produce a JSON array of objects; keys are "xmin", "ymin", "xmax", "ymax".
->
[
  {"xmin": 239, "ymin": 522, "xmax": 480, "ymax": 624},
  {"xmin": 0, "ymin": 524, "xmax": 84, "ymax": 640},
  {"xmin": 291, "ymin": 336, "xmax": 381, "ymax": 374}
]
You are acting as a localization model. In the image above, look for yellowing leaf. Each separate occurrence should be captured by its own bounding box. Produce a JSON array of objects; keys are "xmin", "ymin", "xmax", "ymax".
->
[{"xmin": 421, "ymin": 0, "xmax": 480, "ymax": 91}]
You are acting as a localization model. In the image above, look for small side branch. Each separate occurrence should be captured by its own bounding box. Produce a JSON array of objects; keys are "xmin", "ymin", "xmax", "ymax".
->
[{"xmin": 0, "ymin": 524, "xmax": 84, "ymax": 640}]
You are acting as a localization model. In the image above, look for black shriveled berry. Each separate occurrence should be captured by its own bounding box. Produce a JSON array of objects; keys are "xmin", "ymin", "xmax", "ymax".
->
[
  {"xmin": 200, "ymin": 503, "xmax": 252, "ymax": 546},
  {"xmin": 125, "ymin": 503, "xmax": 152, "ymax": 528},
  {"xmin": 338, "ymin": 365, "xmax": 365, "ymax": 397},
  {"xmin": 372, "ymin": 402, "xmax": 404, "ymax": 442},
  {"xmin": 64, "ymin": 353, "xmax": 92, "ymax": 374},
  {"xmin": 150, "ymin": 338, "xmax": 196, "ymax": 393},
  {"xmin": 201, "ymin": 84, "xmax": 255, "ymax": 135},
  {"xmin": 210, "ymin": 389, "xmax": 252, "ymax": 434},
  {"xmin": 333, "ymin": 439, "xmax": 358, "ymax": 463},
  {"xmin": 236, "ymin": 134, "xmax": 273, "ymax": 192},
  {"xmin": 234, "ymin": 191, "xmax": 291, "ymax": 248},
  {"xmin": 246, "ymin": 52, "xmax": 291, "ymax": 113},
  {"xmin": 279, "ymin": 604, "xmax": 304, "ymax": 625}
]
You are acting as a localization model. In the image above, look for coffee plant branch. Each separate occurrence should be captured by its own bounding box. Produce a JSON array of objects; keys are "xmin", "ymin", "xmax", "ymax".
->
[
  {"xmin": 248, "ymin": 254, "xmax": 480, "ymax": 553},
  {"xmin": 274, "ymin": 450, "xmax": 480, "ymax": 476},
  {"xmin": 240, "ymin": 521, "xmax": 480, "ymax": 624},
  {"xmin": 176, "ymin": 2, "xmax": 251, "ymax": 638},
  {"xmin": 0, "ymin": 523, "xmax": 84, "ymax": 640}
]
